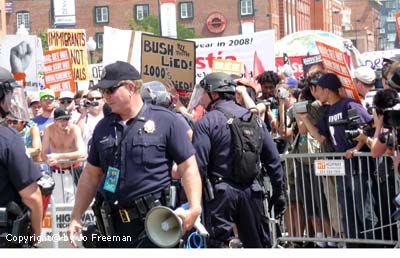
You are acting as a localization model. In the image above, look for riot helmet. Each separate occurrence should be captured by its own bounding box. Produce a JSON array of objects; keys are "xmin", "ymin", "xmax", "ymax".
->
[
  {"xmin": 0, "ymin": 67, "xmax": 30, "ymax": 120},
  {"xmin": 141, "ymin": 81, "xmax": 172, "ymax": 108},
  {"xmin": 199, "ymin": 72, "xmax": 236, "ymax": 93}
]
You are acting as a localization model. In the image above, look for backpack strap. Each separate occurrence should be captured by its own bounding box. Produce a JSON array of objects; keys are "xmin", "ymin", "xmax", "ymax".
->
[{"xmin": 216, "ymin": 107, "xmax": 235, "ymax": 124}]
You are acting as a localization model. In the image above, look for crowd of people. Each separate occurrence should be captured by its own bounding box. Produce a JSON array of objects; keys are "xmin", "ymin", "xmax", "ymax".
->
[{"xmin": 1, "ymin": 48, "xmax": 400, "ymax": 248}]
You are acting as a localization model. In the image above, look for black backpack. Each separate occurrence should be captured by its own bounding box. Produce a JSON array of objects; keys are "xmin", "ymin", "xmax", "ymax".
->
[{"xmin": 218, "ymin": 108, "xmax": 262, "ymax": 184}]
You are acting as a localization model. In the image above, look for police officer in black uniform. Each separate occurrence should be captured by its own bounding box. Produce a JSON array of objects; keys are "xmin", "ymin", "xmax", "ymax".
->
[
  {"xmin": 67, "ymin": 61, "xmax": 202, "ymax": 248},
  {"xmin": 0, "ymin": 67, "xmax": 43, "ymax": 247},
  {"xmin": 191, "ymin": 72, "xmax": 286, "ymax": 248}
]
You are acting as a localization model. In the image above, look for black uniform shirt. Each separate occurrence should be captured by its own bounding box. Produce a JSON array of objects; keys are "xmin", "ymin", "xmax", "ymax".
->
[
  {"xmin": 0, "ymin": 126, "xmax": 41, "ymax": 206},
  {"xmin": 88, "ymin": 104, "xmax": 196, "ymax": 206},
  {"xmin": 192, "ymin": 100, "xmax": 284, "ymax": 192}
]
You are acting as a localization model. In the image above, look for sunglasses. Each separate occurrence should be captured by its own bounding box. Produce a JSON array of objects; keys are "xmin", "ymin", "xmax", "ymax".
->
[
  {"xmin": 6, "ymin": 119, "xmax": 20, "ymax": 125},
  {"xmin": 56, "ymin": 117, "xmax": 70, "ymax": 122},
  {"xmin": 41, "ymin": 96, "xmax": 55, "ymax": 101},
  {"xmin": 60, "ymin": 99, "xmax": 73, "ymax": 105},
  {"xmin": 99, "ymin": 83, "xmax": 125, "ymax": 95},
  {"xmin": 87, "ymin": 97, "xmax": 103, "ymax": 101}
]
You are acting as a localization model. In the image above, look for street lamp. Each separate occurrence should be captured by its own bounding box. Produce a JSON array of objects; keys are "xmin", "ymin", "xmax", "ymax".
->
[{"xmin": 87, "ymin": 36, "xmax": 97, "ymax": 64}]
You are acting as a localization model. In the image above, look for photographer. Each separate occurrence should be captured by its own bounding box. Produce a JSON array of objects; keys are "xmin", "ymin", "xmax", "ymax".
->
[{"xmin": 297, "ymin": 73, "xmax": 377, "ymax": 245}]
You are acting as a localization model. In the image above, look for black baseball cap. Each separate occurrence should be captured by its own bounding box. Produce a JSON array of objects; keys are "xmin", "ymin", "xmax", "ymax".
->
[
  {"xmin": 317, "ymin": 73, "xmax": 342, "ymax": 92},
  {"xmin": 54, "ymin": 107, "xmax": 71, "ymax": 120},
  {"xmin": 96, "ymin": 61, "xmax": 141, "ymax": 89}
]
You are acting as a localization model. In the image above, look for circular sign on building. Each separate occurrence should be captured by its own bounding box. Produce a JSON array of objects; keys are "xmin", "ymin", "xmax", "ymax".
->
[{"xmin": 206, "ymin": 12, "xmax": 227, "ymax": 34}]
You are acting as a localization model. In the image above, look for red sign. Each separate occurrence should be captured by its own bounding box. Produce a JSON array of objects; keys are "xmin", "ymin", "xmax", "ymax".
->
[
  {"xmin": 43, "ymin": 48, "xmax": 75, "ymax": 97},
  {"xmin": 396, "ymin": 12, "xmax": 400, "ymax": 43}
]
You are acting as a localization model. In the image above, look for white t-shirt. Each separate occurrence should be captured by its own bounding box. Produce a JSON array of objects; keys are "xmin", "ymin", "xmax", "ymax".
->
[{"xmin": 83, "ymin": 112, "xmax": 104, "ymax": 152}]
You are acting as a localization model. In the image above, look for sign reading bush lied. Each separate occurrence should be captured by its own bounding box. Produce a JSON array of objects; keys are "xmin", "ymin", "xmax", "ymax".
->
[{"xmin": 141, "ymin": 34, "xmax": 195, "ymax": 91}]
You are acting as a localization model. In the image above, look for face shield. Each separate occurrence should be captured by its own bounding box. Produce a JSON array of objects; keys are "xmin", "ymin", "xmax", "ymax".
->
[
  {"xmin": 3, "ymin": 86, "xmax": 30, "ymax": 121},
  {"xmin": 142, "ymin": 81, "xmax": 172, "ymax": 108},
  {"xmin": 187, "ymin": 84, "xmax": 206, "ymax": 113}
]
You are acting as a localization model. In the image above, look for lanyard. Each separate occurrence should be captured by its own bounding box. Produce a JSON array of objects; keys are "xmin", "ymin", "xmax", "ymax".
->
[{"xmin": 113, "ymin": 103, "xmax": 147, "ymax": 166}]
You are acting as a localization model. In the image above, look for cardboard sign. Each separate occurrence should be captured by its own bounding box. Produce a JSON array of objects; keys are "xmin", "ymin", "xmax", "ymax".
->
[
  {"xmin": 314, "ymin": 159, "xmax": 345, "ymax": 176},
  {"xmin": 47, "ymin": 29, "xmax": 88, "ymax": 82},
  {"xmin": 43, "ymin": 48, "xmax": 75, "ymax": 96},
  {"xmin": 141, "ymin": 34, "xmax": 195, "ymax": 91},
  {"xmin": 212, "ymin": 59, "xmax": 242, "ymax": 76},
  {"xmin": 316, "ymin": 41, "xmax": 361, "ymax": 103}
]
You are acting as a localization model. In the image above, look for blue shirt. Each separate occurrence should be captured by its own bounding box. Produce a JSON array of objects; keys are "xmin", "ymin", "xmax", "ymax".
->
[
  {"xmin": 192, "ymin": 100, "xmax": 284, "ymax": 192},
  {"xmin": 0, "ymin": 126, "xmax": 41, "ymax": 206},
  {"xmin": 33, "ymin": 115, "xmax": 54, "ymax": 138},
  {"xmin": 88, "ymin": 104, "xmax": 195, "ymax": 206}
]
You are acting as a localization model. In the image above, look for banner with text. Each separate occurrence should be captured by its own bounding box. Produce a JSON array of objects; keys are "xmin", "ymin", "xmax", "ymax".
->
[
  {"xmin": 316, "ymin": 41, "xmax": 361, "ymax": 103},
  {"xmin": 47, "ymin": 29, "xmax": 88, "ymax": 82},
  {"xmin": 141, "ymin": 34, "xmax": 195, "ymax": 91},
  {"xmin": 43, "ymin": 48, "xmax": 75, "ymax": 96},
  {"xmin": 361, "ymin": 49, "xmax": 400, "ymax": 68},
  {"xmin": 190, "ymin": 30, "xmax": 275, "ymax": 83},
  {"xmin": 212, "ymin": 59, "xmax": 242, "ymax": 76}
]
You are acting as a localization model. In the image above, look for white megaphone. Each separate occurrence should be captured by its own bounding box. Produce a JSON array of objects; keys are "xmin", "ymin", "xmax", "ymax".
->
[{"xmin": 145, "ymin": 203, "xmax": 208, "ymax": 248}]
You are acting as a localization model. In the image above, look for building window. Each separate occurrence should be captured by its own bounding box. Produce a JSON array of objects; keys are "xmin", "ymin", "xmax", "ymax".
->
[
  {"xmin": 16, "ymin": 11, "xmax": 30, "ymax": 32},
  {"xmin": 388, "ymin": 23, "xmax": 396, "ymax": 31},
  {"xmin": 95, "ymin": 6, "xmax": 109, "ymax": 23},
  {"xmin": 135, "ymin": 4, "xmax": 149, "ymax": 21},
  {"xmin": 240, "ymin": 0, "xmax": 253, "ymax": 16},
  {"xmin": 179, "ymin": 2, "xmax": 193, "ymax": 19},
  {"xmin": 96, "ymin": 32, "xmax": 104, "ymax": 49}
]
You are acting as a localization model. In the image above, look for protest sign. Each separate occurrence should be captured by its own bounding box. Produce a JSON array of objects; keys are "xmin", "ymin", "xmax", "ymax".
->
[
  {"xmin": 47, "ymin": 29, "xmax": 88, "ymax": 82},
  {"xmin": 212, "ymin": 59, "xmax": 242, "ymax": 76},
  {"xmin": 43, "ymin": 48, "xmax": 75, "ymax": 96},
  {"xmin": 316, "ymin": 41, "xmax": 361, "ymax": 103},
  {"xmin": 141, "ymin": 34, "xmax": 195, "ymax": 91}
]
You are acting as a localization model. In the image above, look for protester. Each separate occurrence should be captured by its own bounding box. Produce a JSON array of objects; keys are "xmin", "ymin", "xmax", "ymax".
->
[
  {"xmin": 353, "ymin": 66, "xmax": 376, "ymax": 108},
  {"xmin": 67, "ymin": 61, "xmax": 202, "ymax": 248},
  {"xmin": 33, "ymin": 88, "xmax": 55, "ymax": 138},
  {"xmin": 27, "ymin": 91, "xmax": 41, "ymax": 118},
  {"xmin": 59, "ymin": 90, "xmax": 80, "ymax": 124}
]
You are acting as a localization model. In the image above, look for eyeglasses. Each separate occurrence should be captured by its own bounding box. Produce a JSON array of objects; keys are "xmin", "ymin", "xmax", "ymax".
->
[
  {"xmin": 41, "ymin": 96, "xmax": 54, "ymax": 101},
  {"xmin": 6, "ymin": 119, "xmax": 20, "ymax": 125},
  {"xmin": 99, "ymin": 83, "xmax": 125, "ymax": 95},
  {"xmin": 60, "ymin": 99, "xmax": 73, "ymax": 105},
  {"xmin": 56, "ymin": 117, "xmax": 70, "ymax": 122},
  {"xmin": 87, "ymin": 97, "xmax": 103, "ymax": 101}
]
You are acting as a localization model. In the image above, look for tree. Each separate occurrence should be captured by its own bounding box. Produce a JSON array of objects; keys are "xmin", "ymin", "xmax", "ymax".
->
[
  {"xmin": 37, "ymin": 30, "xmax": 49, "ymax": 52},
  {"xmin": 128, "ymin": 15, "xmax": 201, "ymax": 39}
]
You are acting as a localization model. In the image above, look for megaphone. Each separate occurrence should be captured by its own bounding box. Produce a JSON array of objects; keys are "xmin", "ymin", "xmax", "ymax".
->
[{"xmin": 145, "ymin": 203, "xmax": 209, "ymax": 248}]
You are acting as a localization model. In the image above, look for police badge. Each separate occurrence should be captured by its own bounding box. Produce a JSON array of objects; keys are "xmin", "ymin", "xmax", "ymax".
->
[{"xmin": 143, "ymin": 120, "xmax": 155, "ymax": 134}]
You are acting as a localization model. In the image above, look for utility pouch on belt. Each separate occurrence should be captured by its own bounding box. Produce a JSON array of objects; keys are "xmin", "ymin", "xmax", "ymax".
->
[
  {"xmin": 11, "ymin": 210, "xmax": 30, "ymax": 238},
  {"xmin": 100, "ymin": 201, "xmax": 116, "ymax": 236}
]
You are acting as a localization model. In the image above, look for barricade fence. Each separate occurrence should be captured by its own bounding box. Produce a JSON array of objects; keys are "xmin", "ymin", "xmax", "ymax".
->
[{"xmin": 277, "ymin": 152, "xmax": 400, "ymax": 248}]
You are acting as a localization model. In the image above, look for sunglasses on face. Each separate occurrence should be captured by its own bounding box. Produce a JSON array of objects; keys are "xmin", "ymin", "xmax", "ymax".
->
[
  {"xmin": 60, "ymin": 99, "xmax": 73, "ymax": 105},
  {"xmin": 56, "ymin": 117, "xmax": 70, "ymax": 122},
  {"xmin": 87, "ymin": 97, "xmax": 103, "ymax": 101},
  {"xmin": 99, "ymin": 83, "xmax": 125, "ymax": 95},
  {"xmin": 6, "ymin": 119, "xmax": 20, "ymax": 125},
  {"xmin": 41, "ymin": 96, "xmax": 54, "ymax": 101}
]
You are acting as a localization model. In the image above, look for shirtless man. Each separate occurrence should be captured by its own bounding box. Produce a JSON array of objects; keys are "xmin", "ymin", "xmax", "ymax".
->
[{"xmin": 41, "ymin": 107, "xmax": 86, "ymax": 203}]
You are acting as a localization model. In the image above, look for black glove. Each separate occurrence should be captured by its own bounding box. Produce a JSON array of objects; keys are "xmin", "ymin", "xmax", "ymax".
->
[{"xmin": 269, "ymin": 191, "xmax": 286, "ymax": 218}]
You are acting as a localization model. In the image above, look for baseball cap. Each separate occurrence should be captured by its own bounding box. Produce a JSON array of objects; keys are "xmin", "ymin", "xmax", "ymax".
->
[
  {"xmin": 39, "ymin": 89, "xmax": 55, "ymax": 100},
  {"xmin": 285, "ymin": 77, "xmax": 298, "ymax": 88},
  {"xmin": 27, "ymin": 92, "xmax": 40, "ymax": 107},
  {"xmin": 317, "ymin": 73, "xmax": 342, "ymax": 92},
  {"xmin": 59, "ymin": 90, "xmax": 75, "ymax": 99},
  {"xmin": 54, "ymin": 107, "xmax": 71, "ymax": 120},
  {"xmin": 354, "ymin": 66, "xmax": 376, "ymax": 85},
  {"xmin": 96, "ymin": 61, "xmax": 141, "ymax": 89}
]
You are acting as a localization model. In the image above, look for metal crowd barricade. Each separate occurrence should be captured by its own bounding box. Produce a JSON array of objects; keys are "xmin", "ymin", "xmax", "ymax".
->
[
  {"xmin": 35, "ymin": 158, "xmax": 87, "ymax": 248},
  {"xmin": 275, "ymin": 151, "xmax": 400, "ymax": 248}
]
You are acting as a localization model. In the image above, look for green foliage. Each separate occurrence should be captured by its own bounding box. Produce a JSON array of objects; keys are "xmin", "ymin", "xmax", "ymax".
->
[
  {"xmin": 37, "ymin": 30, "xmax": 49, "ymax": 52},
  {"xmin": 128, "ymin": 15, "xmax": 201, "ymax": 39}
]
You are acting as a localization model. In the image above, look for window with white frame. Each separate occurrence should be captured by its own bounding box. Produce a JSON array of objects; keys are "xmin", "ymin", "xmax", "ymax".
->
[
  {"xmin": 95, "ymin": 6, "xmax": 109, "ymax": 23},
  {"xmin": 240, "ymin": 0, "xmax": 253, "ymax": 16},
  {"xmin": 16, "ymin": 11, "xmax": 30, "ymax": 32},
  {"xmin": 135, "ymin": 4, "xmax": 149, "ymax": 21},
  {"xmin": 180, "ymin": 2, "xmax": 193, "ymax": 19},
  {"xmin": 96, "ymin": 33, "xmax": 104, "ymax": 49}
]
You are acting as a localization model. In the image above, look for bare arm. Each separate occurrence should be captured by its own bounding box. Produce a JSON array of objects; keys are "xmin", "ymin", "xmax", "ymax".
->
[
  {"xmin": 68, "ymin": 163, "xmax": 103, "ymax": 247},
  {"xmin": 40, "ymin": 124, "xmax": 51, "ymax": 161},
  {"xmin": 28, "ymin": 125, "xmax": 41, "ymax": 160},
  {"xmin": 176, "ymin": 155, "xmax": 202, "ymax": 232},
  {"xmin": 19, "ymin": 182, "xmax": 43, "ymax": 244},
  {"xmin": 297, "ymin": 113, "xmax": 326, "ymax": 144}
]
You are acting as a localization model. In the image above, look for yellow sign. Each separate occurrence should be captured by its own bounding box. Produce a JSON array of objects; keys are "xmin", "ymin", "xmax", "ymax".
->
[{"xmin": 212, "ymin": 59, "xmax": 243, "ymax": 76}]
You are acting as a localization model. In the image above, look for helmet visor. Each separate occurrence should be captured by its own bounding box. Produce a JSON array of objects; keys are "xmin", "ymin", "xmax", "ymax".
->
[
  {"xmin": 187, "ymin": 84, "xmax": 205, "ymax": 113},
  {"xmin": 4, "ymin": 87, "xmax": 30, "ymax": 121}
]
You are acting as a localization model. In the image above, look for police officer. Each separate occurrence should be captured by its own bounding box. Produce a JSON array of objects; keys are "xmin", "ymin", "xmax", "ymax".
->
[
  {"xmin": 191, "ymin": 72, "xmax": 286, "ymax": 248},
  {"xmin": 0, "ymin": 67, "xmax": 43, "ymax": 247},
  {"xmin": 67, "ymin": 61, "xmax": 202, "ymax": 248}
]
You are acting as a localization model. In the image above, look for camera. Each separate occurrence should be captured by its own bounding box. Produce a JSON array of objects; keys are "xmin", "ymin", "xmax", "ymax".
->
[
  {"xmin": 277, "ymin": 88, "xmax": 289, "ymax": 99},
  {"xmin": 80, "ymin": 100, "xmax": 99, "ymax": 108},
  {"xmin": 344, "ymin": 126, "xmax": 375, "ymax": 144},
  {"xmin": 292, "ymin": 100, "xmax": 309, "ymax": 114},
  {"xmin": 258, "ymin": 97, "xmax": 278, "ymax": 110}
]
